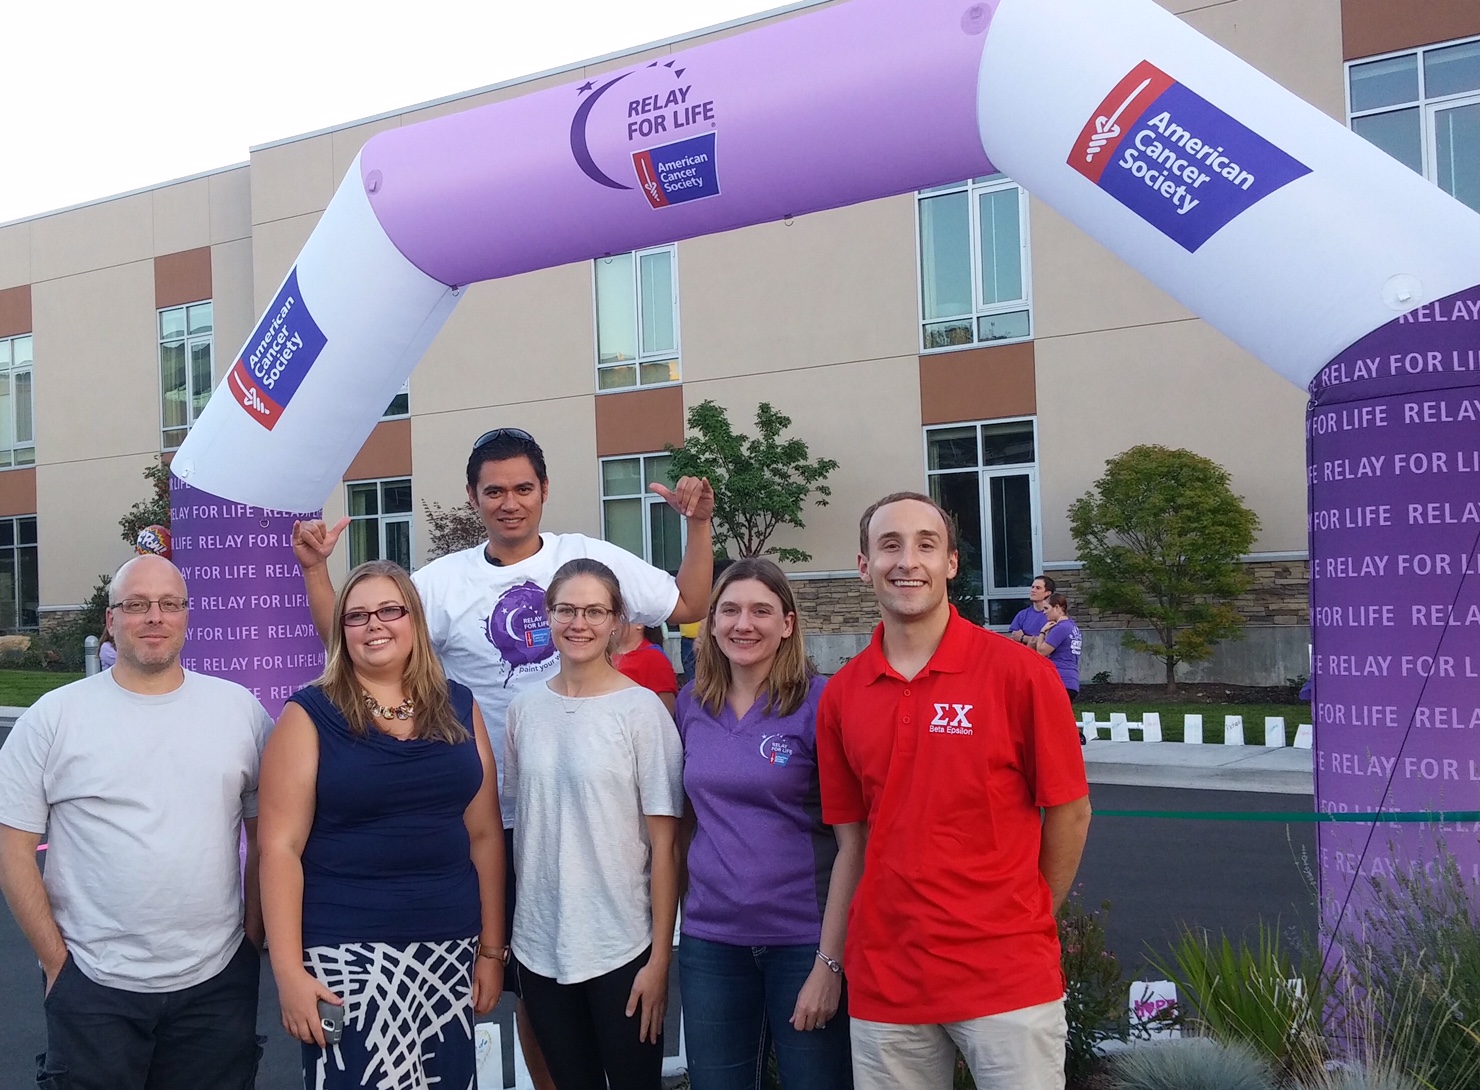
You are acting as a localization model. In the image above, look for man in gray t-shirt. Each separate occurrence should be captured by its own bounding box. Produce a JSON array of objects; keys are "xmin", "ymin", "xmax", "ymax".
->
[{"xmin": 0, "ymin": 555, "xmax": 273, "ymax": 1090}]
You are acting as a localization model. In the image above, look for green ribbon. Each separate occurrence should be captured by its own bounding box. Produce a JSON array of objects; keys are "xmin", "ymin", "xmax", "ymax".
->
[{"xmin": 1094, "ymin": 809, "xmax": 1480, "ymax": 823}]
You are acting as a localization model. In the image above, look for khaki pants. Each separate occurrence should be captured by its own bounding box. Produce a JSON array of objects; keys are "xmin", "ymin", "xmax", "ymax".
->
[{"xmin": 851, "ymin": 998, "xmax": 1067, "ymax": 1090}]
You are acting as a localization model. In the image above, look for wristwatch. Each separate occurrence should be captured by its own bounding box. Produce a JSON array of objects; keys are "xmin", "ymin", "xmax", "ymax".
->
[
  {"xmin": 477, "ymin": 943, "xmax": 511, "ymax": 965},
  {"xmin": 816, "ymin": 950, "xmax": 842, "ymax": 975}
]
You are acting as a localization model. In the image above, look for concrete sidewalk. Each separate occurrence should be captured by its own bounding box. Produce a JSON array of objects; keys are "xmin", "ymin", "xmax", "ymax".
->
[{"xmin": 1083, "ymin": 738, "xmax": 1313, "ymax": 795}]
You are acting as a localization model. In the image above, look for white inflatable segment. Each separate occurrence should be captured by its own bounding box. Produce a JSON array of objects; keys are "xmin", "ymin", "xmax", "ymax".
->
[
  {"xmin": 171, "ymin": 153, "xmax": 460, "ymax": 512},
  {"xmin": 978, "ymin": 0, "xmax": 1480, "ymax": 390}
]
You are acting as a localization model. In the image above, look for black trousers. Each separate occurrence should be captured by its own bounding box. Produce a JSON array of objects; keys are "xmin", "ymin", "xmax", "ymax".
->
[
  {"xmin": 516, "ymin": 946, "xmax": 664, "ymax": 1090},
  {"xmin": 37, "ymin": 937, "xmax": 261, "ymax": 1090}
]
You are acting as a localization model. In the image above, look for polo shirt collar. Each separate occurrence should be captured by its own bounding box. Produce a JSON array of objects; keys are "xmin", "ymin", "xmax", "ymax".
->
[{"xmin": 856, "ymin": 605, "xmax": 976, "ymax": 683}]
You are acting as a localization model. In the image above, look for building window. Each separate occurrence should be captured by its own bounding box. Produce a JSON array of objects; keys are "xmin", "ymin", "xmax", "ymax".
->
[
  {"xmin": 600, "ymin": 454, "xmax": 684, "ymax": 574},
  {"xmin": 594, "ymin": 246, "xmax": 680, "ymax": 391},
  {"xmin": 0, "ymin": 335, "xmax": 34, "ymax": 469},
  {"xmin": 1347, "ymin": 38, "xmax": 1478, "ymax": 211},
  {"xmin": 0, "ymin": 515, "xmax": 39, "ymax": 631},
  {"xmin": 383, "ymin": 379, "xmax": 409, "ymax": 419},
  {"xmin": 160, "ymin": 301, "xmax": 213, "ymax": 449},
  {"xmin": 925, "ymin": 419, "xmax": 1041, "ymax": 627},
  {"xmin": 346, "ymin": 478, "xmax": 413, "ymax": 571},
  {"xmin": 917, "ymin": 174, "xmax": 1031, "ymax": 351}
]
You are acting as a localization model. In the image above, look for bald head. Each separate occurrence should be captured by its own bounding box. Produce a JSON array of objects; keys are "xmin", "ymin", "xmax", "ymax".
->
[{"xmin": 111, "ymin": 554, "xmax": 187, "ymax": 603}]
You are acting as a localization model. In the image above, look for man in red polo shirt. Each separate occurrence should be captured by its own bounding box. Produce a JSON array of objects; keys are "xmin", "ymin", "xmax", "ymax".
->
[{"xmin": 817, "ymin": 492, "xmax": 1091, "ymax": 1090}]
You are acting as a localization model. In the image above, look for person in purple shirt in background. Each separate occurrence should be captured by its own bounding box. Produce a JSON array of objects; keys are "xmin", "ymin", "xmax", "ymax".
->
[
  {"xmin": 1031, "ymin": 592, "xmax": 1083, "ymax": 699},
  {"xmin": 1007, "ymin": 574, "xmax": 1055, "ymax": 644},
  {"xmin": 676, "ymin": 558, "xmax": 864, "ymax": 1090}
]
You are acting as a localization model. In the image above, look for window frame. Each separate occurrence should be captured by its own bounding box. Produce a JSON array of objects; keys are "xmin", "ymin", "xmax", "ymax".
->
[
  {"xmin": 923, "ymin": 416, "xmax": 1043, "ymax": 628},
  {"xmin": 915, "ymin": 174, "xmax": 1033, "ymax": 354},
  {"xmin": 0, "ymin": 334, "xmax": 35, "ymax": 470},
  {"xmin": 598, "ymin": 452, "xmax": 687, "ymax": 574},
  {"xmin": 0, "ymin": 514, "xmax": 39, "ymax": 632},
  {"xmin": 1345, "ymin": 36, "xmax": 1479, "ymax": 209},
  {"xmin": 382, "ymin": 378, "xmax": 410, "ymax": 420},
  {"xmin": 591, "ymin": 244, "xmax": 682, "ymax": 392},
  {"xmin": 158, "ymin": 299, "xmax": 214, "ymax": 451},
  {"xmin": 344, "ymin": 477, "xmax": 414, "ymax": 572}
]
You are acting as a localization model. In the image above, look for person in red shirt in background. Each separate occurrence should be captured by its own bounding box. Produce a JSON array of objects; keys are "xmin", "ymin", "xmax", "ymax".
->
[
  {"xmin": 616, "ymin": 622, "xmax": 679, "ymax": 717},
  {"xmin": 816, "ymin": 492, "xmax": 1091, "ymax": 1090}
]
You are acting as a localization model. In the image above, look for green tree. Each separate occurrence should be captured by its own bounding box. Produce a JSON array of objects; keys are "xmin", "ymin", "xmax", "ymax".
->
[
  {"xmin": 421, "ymin": 500, "xmax": 486, "ymax": 560},
  {"xmin": 665, "ymin": 400, "xmax": 838, "ymax": 564},
  {"xmin": 118, "ymin": 456, "xmax": 172, "ymax": 547},
  {"xmin": 1068, "ymin": 445, "xmax": 1259, "ymax": 692}
]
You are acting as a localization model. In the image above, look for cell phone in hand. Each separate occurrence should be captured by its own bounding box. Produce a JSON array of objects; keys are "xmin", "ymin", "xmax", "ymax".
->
[{"xmin": 317, "ymin": 999, "xmax": 344, "ymax": 1046}]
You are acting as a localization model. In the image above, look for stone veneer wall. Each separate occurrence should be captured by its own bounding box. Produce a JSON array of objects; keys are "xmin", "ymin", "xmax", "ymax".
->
[
  {"xmin": 788, "ymin": 559, "xmax": 1309, "ymax": 635},
  {"xmin": 790, "ymin": 575, "xmax": 877, "ymax": 635},
  {"xmin": 1045, "ymin": 559, "xmax": 1310, "ymax": 629}
]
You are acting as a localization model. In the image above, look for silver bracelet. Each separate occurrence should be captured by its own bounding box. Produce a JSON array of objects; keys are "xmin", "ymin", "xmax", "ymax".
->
[{"xmin": 816, "ymin": 950, "xmax": 842, "ymax": 974}]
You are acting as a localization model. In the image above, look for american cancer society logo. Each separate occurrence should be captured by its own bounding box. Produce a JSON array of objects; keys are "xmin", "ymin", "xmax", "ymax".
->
[
  {"xmin": 1069, "ymin": 60, "xmax": 1311, "ymax": 252},
  {"xmin": 633, "ymin": 132, "xmax": 720, "ymax": 209},
  {"xmin": 227, "ymin": 268, "xmax": 328, "ymax": 430}
]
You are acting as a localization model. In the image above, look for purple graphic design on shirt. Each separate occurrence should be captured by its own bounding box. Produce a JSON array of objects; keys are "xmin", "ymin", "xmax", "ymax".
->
[{"xmin": 485, "ymin": 581, "xmax": 555, "ymax": 682}]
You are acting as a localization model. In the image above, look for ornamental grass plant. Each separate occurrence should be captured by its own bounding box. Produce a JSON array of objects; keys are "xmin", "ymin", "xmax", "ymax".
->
[
  {"xmin": 1151, "ymin": 920, "xmax": 1327, "ymax": 1083},
  {"xmin": 1112, "ymin": 1037, "xmax": 1277, "ymax": 1090}
]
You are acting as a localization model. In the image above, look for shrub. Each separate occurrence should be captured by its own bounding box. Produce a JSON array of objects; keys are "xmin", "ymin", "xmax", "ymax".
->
[
  {"xmin": 1153, "ymin": 920, "xmax": 1326, "ymax": 1082},
  {"xmin": 1060, "ymin": 895, "xmax": 1129, "ymax": 1081},
  {"xmin": 1331, "ymin": 851, "xmax": 1478, "ymax": 1090},
  {"xmin": 1112, "ymin": 1037, "xmax": 1276, "ymax": 1090}
]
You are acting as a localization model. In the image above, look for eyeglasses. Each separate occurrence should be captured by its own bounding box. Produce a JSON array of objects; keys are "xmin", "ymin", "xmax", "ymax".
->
[
  {"xmin": 343, "ymin": 605, "xmax": 412, "ymax": 627},
  {"xmin": 111, "ymin": 597, "xmax": 189, "ymax": 614},
  {"xmin": 549, "ymin": 603, "xmax": 616, "ymax": 625},
  {"xmin": 472, "ymin": 427, "xmax": 536, "ymax": 451}
]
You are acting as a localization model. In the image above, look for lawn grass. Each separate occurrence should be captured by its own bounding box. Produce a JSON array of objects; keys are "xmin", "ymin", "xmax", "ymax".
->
[
  {"xmin": 1072, "ymin": 702, "xmax": 1311, "ymax": 745},
  {"xmin": 0, "ymin": 669, "xmax": 84, "ymax": 708}
]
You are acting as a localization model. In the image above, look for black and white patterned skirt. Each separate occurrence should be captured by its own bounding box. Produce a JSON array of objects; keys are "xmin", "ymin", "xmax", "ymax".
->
[{"xmin": 302, "ymin": 937, "xmax": 477, "ymax": 1090}]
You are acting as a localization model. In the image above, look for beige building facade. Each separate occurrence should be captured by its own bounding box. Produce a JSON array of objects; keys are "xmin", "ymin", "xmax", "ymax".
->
[{"xmin": 0, "ymin": 0, "xmax": 1474, "ymax": 680}]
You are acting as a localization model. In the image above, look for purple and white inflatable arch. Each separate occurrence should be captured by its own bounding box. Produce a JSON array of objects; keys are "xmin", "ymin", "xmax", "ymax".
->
[{"xmin": 170, "ymin": 0, "xmax": 1477, "ymax": 904}]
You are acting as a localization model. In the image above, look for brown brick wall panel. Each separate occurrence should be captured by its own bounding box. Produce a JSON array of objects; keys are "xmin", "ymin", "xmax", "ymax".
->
[
  {"xmin": 343, "ymin": 419, "xmax": 413, "ymax": 481},
  {"xmin": 919, "ymin": 342, "xmax": 1036, "ymax": 426},
  {"xmin": 154, "ymin": 247, "xmax": 213, "ymax": 310},
  {"xmin": 1342, "ymin": 0, "xmax": 1477, "ymax": 60},
  {"xmin": 594, "ymin": 386, "xmax": 685, "ymax": 457},
  {"xmin": 0, "ymin": 286, "xmax": 31, "ymax": 339},
  {"xmin": 0, "ymin": 468, "xmax": 36, "ymax": 517}
]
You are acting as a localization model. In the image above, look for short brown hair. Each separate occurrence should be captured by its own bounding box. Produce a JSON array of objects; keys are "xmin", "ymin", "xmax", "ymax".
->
[
  {"xmin": 858, "ymin": 491, "xmax": 958, "ymax": 555},
  {"xmin": 1048, "ymin": 592, "xmax": 1069, "ymax": 612}
]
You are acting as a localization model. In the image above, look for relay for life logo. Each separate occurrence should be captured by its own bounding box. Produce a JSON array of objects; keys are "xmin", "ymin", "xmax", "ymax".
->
[
  {"xmin": 1069, "ymin": 61, "xmax": 1311, "ymax": 251},
  {"xmin": 570, "ymin": 58, "xmax": 721, "ymax": 209},
  {"xmin": 227, "ymin": 269, "xmax": 328, "ymax": 430}
]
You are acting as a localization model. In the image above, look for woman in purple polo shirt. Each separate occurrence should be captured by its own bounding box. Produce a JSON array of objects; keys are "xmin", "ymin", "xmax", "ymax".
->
[
  {"xmin": 676, "ymin": 558, "xmax": 864, "ymax": 1090},
  {"xmin": 1031, "ymin": 592, "xmax": 1083, "ymax": 699}
]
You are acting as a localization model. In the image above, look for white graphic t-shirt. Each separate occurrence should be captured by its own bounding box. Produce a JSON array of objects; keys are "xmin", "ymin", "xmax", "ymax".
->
[{"xmin": 413, "ymin": 533, "xmax": 680, "ymax": 826}]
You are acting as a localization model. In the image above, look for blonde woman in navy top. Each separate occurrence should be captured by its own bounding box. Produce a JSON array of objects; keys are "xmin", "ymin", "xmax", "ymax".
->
[
  {"xmin": 259, "ymin": 560, "xmax": 506, "ymax": 1090},
  {"xmin": 677, "ymin": 558, "xmax": 866, "ymax": 1090}
]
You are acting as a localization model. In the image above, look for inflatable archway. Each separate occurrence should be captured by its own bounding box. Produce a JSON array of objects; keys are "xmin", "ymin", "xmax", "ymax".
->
[{"xmin": 168, "ymin": 0, "xmax": 1478, "ymax": 916}]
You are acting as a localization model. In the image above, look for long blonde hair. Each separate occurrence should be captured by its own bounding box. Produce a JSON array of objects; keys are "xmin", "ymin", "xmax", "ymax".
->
[
  {"xmin": 694, "ymin": 558, "xmax": 811, "ymax": 719},
  {"xmin": 317, "ymin": 560, "xmax": 466, "ymax": 743}
]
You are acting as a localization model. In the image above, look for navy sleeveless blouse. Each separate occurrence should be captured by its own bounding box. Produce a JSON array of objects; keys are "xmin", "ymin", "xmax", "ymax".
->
[{"xmin": 291, "ymin": 681, "xmax": 483, "ymax": 946}]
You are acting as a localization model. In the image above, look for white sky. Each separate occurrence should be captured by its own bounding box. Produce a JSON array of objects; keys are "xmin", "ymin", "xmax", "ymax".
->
[{"xmin": 1, "ymin": 0, "xmax": 789, "ymax": 225}]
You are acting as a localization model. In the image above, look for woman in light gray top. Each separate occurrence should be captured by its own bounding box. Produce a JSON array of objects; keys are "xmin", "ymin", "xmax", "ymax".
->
[{"xmin": 504, "ymin": 557, "xmax": 683, "ymax": 1090}]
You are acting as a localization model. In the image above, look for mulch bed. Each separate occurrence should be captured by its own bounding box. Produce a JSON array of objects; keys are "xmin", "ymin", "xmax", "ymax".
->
[{"xmin": 1074, "ymin": 682, "xmax": 1304, "ymax": 705}]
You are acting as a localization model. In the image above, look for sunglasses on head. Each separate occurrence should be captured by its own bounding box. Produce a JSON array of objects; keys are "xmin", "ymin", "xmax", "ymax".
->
[{"xmin": 472, "ymin": 427, "xmax": 536, "ymax": 451}]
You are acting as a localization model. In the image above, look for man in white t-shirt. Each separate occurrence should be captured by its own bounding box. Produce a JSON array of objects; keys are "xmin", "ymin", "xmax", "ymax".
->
[
  {"xmin": 292, "ymin": 427, "xmax": 713, "ymax": 1085},
  {"xmin": 0, "ymin": 555, "xmax": 273, "ymax": 1090}
]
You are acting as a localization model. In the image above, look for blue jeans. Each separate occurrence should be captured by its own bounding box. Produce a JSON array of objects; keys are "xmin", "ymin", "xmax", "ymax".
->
[{"xmin": 679, "ymin": 935, "xmax": 852, "ymax": 1090}]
